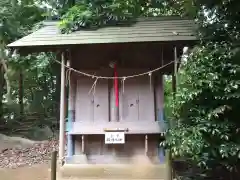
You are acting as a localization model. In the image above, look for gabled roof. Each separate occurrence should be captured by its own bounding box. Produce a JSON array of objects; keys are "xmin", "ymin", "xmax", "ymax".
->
[{"xmin": 8, "ymin": 16, "xmax": 197, "ymax": 48}]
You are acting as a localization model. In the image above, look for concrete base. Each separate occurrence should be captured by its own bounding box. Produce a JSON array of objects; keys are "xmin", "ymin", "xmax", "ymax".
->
[
  {"xmin": 65, "ymin": 154, "xmax": 88, "ymax": 164},
  {"xmin": 59, "ymin": 164, "xmax": 167, "ymax": 179}
]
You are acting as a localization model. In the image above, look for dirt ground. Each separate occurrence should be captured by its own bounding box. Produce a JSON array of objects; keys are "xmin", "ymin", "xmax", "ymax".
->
[
  {"xmin": 0, "ymin": 133, "xmax": 59, "ymax": 180},
  {"xmin": 0, "ymin": 163, "xmax": 167, "ymax": 180},
  {"xmin": 0, "ymin": 163, "xmax": 51, "ymax": 180}
]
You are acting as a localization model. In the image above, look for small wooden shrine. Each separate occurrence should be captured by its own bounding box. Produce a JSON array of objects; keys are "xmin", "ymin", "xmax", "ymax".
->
[{"xmin": 8, "ymin": 16, "xmax": 196, "ymax": 179}]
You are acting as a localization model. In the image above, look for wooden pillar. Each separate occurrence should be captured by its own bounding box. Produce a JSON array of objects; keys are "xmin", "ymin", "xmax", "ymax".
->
[
  {"xmin": 67, "ymin": 58, "xmax": 75, "ymax": 158},
  {"xmin": 159, "ymin": 74, "xmax": 165, "ymax": 129},
  {"xmin": 172, "ymin": 46, "xmax": 178, "ymax": 179},
  {"xmin": 51, "ymin": 151, "xmax": 57, "ymax": 180},
  {"xmin": 158, "ymin": 75, "xmax": 166, "ymax": 164},
  {"xmin": 166, "ymin": 46, "xmax": 178, "ymax": 180},
  {"xmin": 59, "ymin": 52, "xmax": 66, "ymax": 163},
  {"xmin": 172, "ymin": 47, "xmax": 177, "ymax": 94},
  {"xmin": 158, "ymin": 50, "xmax": 166, "ymax": 164},
  {"xmin": 81, "ymin": 135, "xmax": 85, "ymax": 153},
  {"xmin": 166, "ymin": 150, "xmax": 173, "ymax": 180},
  {"xmin": 145, "ymin": 135, "xmax": 148, "ymax": 155},
  {"xmin": 19, "ymin": 69, "xmax": 24, "ymax": 121}
]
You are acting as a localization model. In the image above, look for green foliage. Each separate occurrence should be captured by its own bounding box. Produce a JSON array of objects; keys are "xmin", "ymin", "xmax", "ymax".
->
[
  {"xmin": 163, "ymin": 75, "xmax": 174, "ymax": 123},
  {"xmin": 163, "ymin": 1, "xmax": 240, "ymax": 177},
  {"xmin": 58, "ymin": 0, "xmax": 194, "ymax": 33},
  {"xmin": 59, "ymin": 0, "xmax": 144, "ymax": 33},
  {"xmin": 0, "ymin": 0, "xmax": 60, "ymax": 138},
  {"xmin": 166, "ymin": 43, "xmax": 240, "ymax": 169},
  {"xmin": 2, "ymin": 52, "xmax": 61, "ymax": 138},
  {"xmin": 0, "ymin": 0, "xmax": 44, "ymax": 43}
]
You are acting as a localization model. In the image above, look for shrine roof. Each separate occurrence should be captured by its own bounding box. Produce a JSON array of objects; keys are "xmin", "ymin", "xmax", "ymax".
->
[{"xmin": 8, "ymin": 16, "xmax": 197, "ymax": 49}]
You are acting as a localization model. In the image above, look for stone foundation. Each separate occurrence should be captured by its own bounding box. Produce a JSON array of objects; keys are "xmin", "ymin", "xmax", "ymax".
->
[{"xmin": 60, "ymin": 164, "xmax": 167, "ymax": 179}]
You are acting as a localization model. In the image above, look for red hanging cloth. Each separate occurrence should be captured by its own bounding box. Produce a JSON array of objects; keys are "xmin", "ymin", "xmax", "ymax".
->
[{"xmin": 114, "ymin": 64, "xmax": 119, "ymax": 107}]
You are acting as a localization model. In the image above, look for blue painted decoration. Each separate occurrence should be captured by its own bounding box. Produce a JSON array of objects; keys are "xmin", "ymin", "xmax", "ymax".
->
[
  {"xmin": 158, "ymin": 146, "xmax": 165, "ymax": 163},
  {"xmin": 157, "ymin": 108, "xmax": 166, "ymax": 163},
  {"xmin": 66, "ymin": 110, "xmax": 75, "ymax": 157}
]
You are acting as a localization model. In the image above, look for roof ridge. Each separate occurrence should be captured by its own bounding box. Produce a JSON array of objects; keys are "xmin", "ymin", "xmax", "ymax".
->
[
  {"xmin": 41, "ymin": 16, "xmax": 194, "ymax": 26},
  {"xmin": 137, "ymin": 16, "xmax": 194, "ymax": 22},
  {"xmin": 42, "ymin": 21, "xmax": 59, "ymax": 26}
]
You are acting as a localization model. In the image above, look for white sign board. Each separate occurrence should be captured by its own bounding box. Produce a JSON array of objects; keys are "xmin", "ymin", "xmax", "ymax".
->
[{"xmin": 105, "ymin": 132, "xmax": 125, "ymax": 144}]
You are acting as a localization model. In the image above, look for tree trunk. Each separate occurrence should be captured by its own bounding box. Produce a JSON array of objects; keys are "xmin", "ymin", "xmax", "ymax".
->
[
  {"xmin": 0, "ymin": 58, "xmax": 11, "ymax": 103},
  {"xmin": 53, "ymin": 53, "xmax": 62, "ymax": 130},
  {"xmin": 19, "ymin": 69, "xmax": 24, "ymax": 121},
  {"xmin": 0, "ymin": 65, "xmax": 5, "ymax": 122},
  {"xmin": 69, "ymin": 0, "xmax": 75, "ymax": 7}
]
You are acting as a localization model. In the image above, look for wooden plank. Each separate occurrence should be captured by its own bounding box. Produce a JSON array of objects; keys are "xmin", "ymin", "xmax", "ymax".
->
[
  {"xmin": 71, "ymin": 121, "xmax": 163, "ymax": 134},
  {"xmin": 138, "ymin": 75, "xmax": 155, "ymax": 122},
  {"xmin": 75, "ymin": 77, "xmax": 94, "ymax": 122},
  {"xmin": 94, "ymin": 78, "xmax": 109, "ymax": 122},
  {"xmin": 120, "ymin": 76, "xmax": 139, "ymax": 122}
]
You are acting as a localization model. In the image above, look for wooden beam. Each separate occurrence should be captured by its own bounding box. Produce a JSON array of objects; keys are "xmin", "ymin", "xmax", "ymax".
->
[
  {"xmin": 103, "ymin": 128, "xmax": 128, "ymax": 132},
  {"xmin": 59, "ymin": 52, "xmax": 66, "ymax": 163}
]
